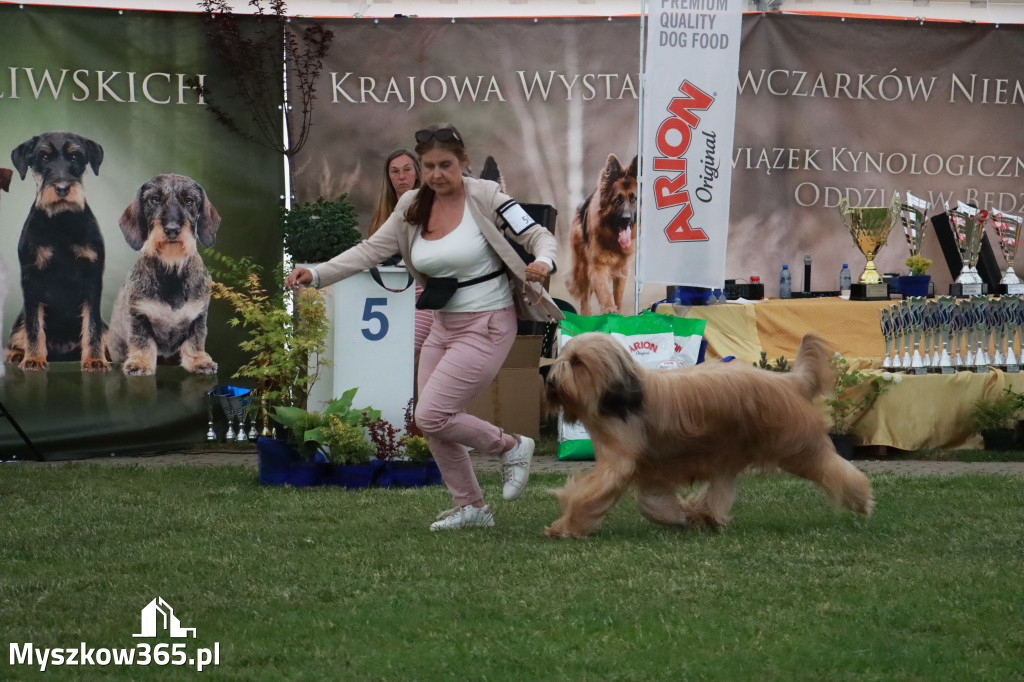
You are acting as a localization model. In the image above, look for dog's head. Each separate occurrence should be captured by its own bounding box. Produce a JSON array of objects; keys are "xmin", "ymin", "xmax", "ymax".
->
[
  {"xmin": 596, "ymin": 154, "xmax": 638, "ymax": 252},
  {"xmin": 545, "ymin": 332, "xmax": 644, "ymax": 425},
  {"xmin": 11, "ymin": 133, "xmax": 103, "ymax": 216},
  {"xmin": 119, "ymin": 174, "xmax": 221, "ymax": 266},
  {"xmin": 0, "ymin": 168, "xmax": 12, "ymax": 194}
]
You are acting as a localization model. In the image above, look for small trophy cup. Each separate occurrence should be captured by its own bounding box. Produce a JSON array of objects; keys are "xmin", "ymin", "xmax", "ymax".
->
[
  {"xmin": 924, "ymin": 299, "xmax": 940, "ymax": 369},
  {"xmin": 1006, "ymin": 297, "xmax": 1021, "ymax": 373},
  {"xmin": 887, "ymin": 304, "xmax": 904, "ymax": 369},
  {"xmin": 987, "ymin": 297, "xmax": 1005, "ymax": 369},
  {"xmin": 880, "ymin": 308, "xmax": 894, "ymax": 369},
  {"xmin": 970, "ymin": 295, "xmax": 989, "ymax": 372},
  {"xmin": 947, "ymin": 201, "xmax": 987, "ymax": 296},
  {"xmin": 908, "ymin": 297, "xmax": 927, "ymax": 374},
  {"xmin": 209, "ymin": 385, "xmax": 253, "ymax": 442},
  {"xmin": 992, "ymin": 211, "xmax": 1024, "ymax": 294},
  {"xmin": 897, "ymin": 300, "xmax": 913, "ymax": 369},
  {"xmin": 937, "ymin": 296, "xmax": 956, "ymax": 374},
  {"xmin": 839, "ymin": 192, "xmax": 901, "ymax": 300}
]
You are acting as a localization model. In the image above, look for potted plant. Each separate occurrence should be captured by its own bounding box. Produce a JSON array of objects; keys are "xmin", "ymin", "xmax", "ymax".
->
[
  {"xmin": 900, "ymin": 254, "xmax": 932, "ymax": 297},
  {"xmin": 281, "ymin": 195, "xmax": 361, "ymax": 265},
  {"xmin": 825, "ymin": 355, "xmax": 893, "ymax": 459},
  {"xmin": 969, "ymin": 387, "xmax": 1021, "ymax": 451},
  {"xmin": 204, "ymin": 250, "xmax": 331, "ymax": 483},
  {"xmin": 271, "ymin": 387, "xmax": 384, "ymax": 488},
  {"xmin": 372, "ymin": 399, "xmax": 442, "ymax": 488}
]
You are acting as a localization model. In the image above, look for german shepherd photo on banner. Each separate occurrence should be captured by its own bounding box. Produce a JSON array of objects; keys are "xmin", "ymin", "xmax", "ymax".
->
[{"xmin": 568, "ymin": 154, "xmax": 638, "ymax": 315}]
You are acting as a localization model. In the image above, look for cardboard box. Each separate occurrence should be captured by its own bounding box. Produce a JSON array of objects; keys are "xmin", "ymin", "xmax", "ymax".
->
[{"xmin": 465, "ymin": 335, "xmax": 544, "ymax": 440}]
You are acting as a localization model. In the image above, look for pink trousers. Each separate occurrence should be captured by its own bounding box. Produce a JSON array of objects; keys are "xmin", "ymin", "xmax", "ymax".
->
[{"xmin": 415, "ymin": 305, "xmax": 517, "ymax": 506}]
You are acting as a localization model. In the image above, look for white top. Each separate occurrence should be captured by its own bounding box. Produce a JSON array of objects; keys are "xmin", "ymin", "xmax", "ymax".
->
[{"xmin": 409, "ymin": 202, "xmax": 514, "ymax": 312}]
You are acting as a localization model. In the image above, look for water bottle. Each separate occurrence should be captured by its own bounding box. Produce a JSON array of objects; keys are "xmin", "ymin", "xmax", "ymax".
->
[
  {"xmin": 839, "ymin": 263, "xmax": 852, "ymax": 299},
  {"xmin": 779, "ymin": 264, "xmax": 792, "ymax": 299}
]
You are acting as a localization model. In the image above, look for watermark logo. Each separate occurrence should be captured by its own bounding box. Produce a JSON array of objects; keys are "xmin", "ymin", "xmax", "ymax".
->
[
  {"xmin": 9, "ymin": 597, "xmax": 219, "ymax": 672},
  {"xmin": 134, "ymin": 597, "xmax": 196, "ymax": 638}
]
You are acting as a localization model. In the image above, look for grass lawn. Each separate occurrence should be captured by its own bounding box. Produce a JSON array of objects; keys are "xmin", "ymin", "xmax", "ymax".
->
[{"xmin": 1, "ymin": 465, "xmax": 1022, "ymax": 681}]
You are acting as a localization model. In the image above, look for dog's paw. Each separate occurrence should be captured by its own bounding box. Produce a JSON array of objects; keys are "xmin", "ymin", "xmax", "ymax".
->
[
  {"xmin": 5, "ymin": 349, "xmax": 24, "ymax": 365},
  {"xmin": 182, "ymin": 352, "xmax": 217, "ymax": 375},
  {"xmin": 544, "ymin": 520, "xmax": 587, "ymax": 539},
  {"xmin": 81, "ymin": 357, "xmax": 110, "ymax": 372},
  {"xmin": 122, "ymin": 360, "xmax": 155, "ymax": 376},
  {"xmin": 186, "ymin": 359, "xmax": 218, "ymax": 375},
  {"xmin": 20, "ymin": 356, "xmax": 48, "ymax": 371}
]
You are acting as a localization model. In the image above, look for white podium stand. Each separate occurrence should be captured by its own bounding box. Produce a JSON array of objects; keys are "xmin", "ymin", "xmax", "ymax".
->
[{"xmin": 324, "ymin": 267, "xmax": 416, "ymax": 429}]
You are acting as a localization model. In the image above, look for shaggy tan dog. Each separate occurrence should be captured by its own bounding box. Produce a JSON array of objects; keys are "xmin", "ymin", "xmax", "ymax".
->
[{"xmin": 543, "ymin": 332, "xmax": 874, "ymax": 538}]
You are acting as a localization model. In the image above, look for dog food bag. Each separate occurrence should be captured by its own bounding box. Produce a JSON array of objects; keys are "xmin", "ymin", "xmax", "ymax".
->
[{"xmin": 555, "ymin": 312, "xmax": 705, "ymax": 460}]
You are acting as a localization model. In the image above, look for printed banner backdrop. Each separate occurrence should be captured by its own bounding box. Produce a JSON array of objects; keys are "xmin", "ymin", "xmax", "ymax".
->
[
  {"xmin": 639, "ymin": 0, "xmax": 743, "ymax": 290},
  {"xmin": 0, "ymin": 4, "xmax": 283, "ymax": 458},
  {"xmin": 294, "ymin": 13, "xmax": 1024, "ymax": 310}
]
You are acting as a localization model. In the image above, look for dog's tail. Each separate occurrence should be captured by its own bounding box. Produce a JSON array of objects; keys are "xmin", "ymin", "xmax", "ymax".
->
[{"xmin": 788, "ymin": 334, "xmax": 836, "ymax": 399}]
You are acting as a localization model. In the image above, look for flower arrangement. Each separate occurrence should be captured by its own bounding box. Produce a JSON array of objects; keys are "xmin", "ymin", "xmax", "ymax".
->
[{"xmin": 905, "ymin": 254, "xmax": 932, "ymax": 276}]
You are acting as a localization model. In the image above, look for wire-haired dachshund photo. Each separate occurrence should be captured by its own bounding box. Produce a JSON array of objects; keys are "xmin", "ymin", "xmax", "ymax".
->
[
  {"xmin": 107, "ymin": 174, "xmax": 220, "ymax": 376},
  {"xmin": 7, "ymin": 132, "xmax": 109, "ymax": 371}
]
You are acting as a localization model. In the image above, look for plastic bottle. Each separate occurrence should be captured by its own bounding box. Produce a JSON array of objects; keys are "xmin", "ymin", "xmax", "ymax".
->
[
  {"xmin": 839, "ymin": 263, "xmax": 852, "ymax": 299},
  {"xmin": 779, "ymin": 264, "xmax": 792, "ymax": 299}
]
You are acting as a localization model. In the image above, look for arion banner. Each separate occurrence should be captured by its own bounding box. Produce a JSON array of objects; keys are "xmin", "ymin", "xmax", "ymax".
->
[
  {"xmin": 0, "ymin": 4, "xmax": 282, "ymax": 458},
  {"xmin": 637, "ymin": 0, "xmax": 743, "ymax": 290}
]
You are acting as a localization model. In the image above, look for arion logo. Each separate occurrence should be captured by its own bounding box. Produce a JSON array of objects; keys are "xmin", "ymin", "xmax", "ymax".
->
[
  {"xmin": 133, "ymin": 597, "xmax": 196, "ymax": 639},
  {"xmin": 652, "ymin": 80, "xmax": 715, "ymax": 243}
]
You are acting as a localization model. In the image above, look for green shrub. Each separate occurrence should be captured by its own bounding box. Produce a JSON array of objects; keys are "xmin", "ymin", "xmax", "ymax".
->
[{"xmin": 282, "ymin": 195, "xmax": 361, "ymax": 263}]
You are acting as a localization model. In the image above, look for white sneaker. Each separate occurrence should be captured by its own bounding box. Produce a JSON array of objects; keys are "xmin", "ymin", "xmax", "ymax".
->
[
  {"xmin": 501, "ymin": 435, "xmax": 534, "ymax": 501},
  {"xmin": 429, "ymin": 504, "xmax": 495, "ymax": 531}
]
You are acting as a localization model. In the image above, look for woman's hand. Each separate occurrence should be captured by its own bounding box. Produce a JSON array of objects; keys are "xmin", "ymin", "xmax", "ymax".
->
[
  {"xmin": 524, "ymin": 261, "xmax": 551, "ymax": 283},
  {"xmin": 285, "ymin": 267, "xmax": 313, "ymax": 289}
]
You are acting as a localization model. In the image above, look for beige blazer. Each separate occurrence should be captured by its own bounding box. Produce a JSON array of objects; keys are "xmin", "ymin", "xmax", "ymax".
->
[{"xmin": 312, "ymin": 177, "xmax": 564, "ymax": 323}]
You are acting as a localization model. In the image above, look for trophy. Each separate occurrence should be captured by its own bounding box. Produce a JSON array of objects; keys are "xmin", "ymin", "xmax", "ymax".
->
[
  {"xmin": 898, "ymin": 300, "xmax": 913, "ymax": 369},
  {"xmin": 1011, "ymin": 295, "xmax": 1024, "ymax": 373},
  {"xmin": 970, "ymin": 295, "xmax": 989, "ymax": 372},
  {"xmin": 987, "ymin": 297, "xmax": 1005, "ymax": 369},
  {"xmin": 907, "ymin": 297, "xmax": 927, "ymax": 374},
  {"xmin": 880, "ymin": 308, "xmax": 894, "ymax": 369},
  {"xmin": 924, "ymin": 299, "xmax": 940, "ymax": 368},
  {"xmin": 991, "ymin": 211, "xmax": 1024, "ymax": 294},
  {"xmin": 936, "ymin": 296, "xmax": 956, "ymax": 374},
  {"xmin": 839, "ymin": 192, "xmax": 901, "ymax": 300},
  {"xmin": 209, "ymin": 385, "xmax": 253, "ymax": 442},
  {"xmin": 901, "ymin": 191, "xmax": 932, "ymax": 258},
  {"xmin": 887, "ymin": 304, "xmax": 904, "ymax": 369},
  {"xmin": 947, "ymin": 201, "xmax": 987, "ymax": 296}
]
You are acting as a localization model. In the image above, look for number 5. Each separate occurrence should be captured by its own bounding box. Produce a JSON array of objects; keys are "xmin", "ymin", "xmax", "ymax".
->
[{"xmin": 362, "ymin": 298, "xmax": 389, "ymax": 341}]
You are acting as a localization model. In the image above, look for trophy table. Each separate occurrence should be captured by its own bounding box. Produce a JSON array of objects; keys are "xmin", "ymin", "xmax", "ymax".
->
[{"xmin": 839, "ymin": 193, "xmax": 901, "ymax": 301}]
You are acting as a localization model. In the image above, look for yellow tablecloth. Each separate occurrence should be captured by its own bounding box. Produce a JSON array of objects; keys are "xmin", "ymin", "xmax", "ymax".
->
[
  {"xmin": 655, "ymin": 298, "xmax": 892, "ymax": 363},
  {"xmin": 655, "ymin": 297, "xmax": 1021, "ymax": 451}
]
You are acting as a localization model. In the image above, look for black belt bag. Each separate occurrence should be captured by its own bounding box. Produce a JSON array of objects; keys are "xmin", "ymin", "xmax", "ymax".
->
[{"xmin": 416, "ymin": 270, "xmax": 504, "ymax": 310}]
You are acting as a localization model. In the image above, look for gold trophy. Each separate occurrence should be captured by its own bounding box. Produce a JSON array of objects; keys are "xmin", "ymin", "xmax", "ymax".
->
[
  {"xmin": 839, "ymin": 192, "xmax": 900, "ymax": 300},
  {"xmin": 992, "ymin": 211, "xmax": 1024, "ymax": 294}
]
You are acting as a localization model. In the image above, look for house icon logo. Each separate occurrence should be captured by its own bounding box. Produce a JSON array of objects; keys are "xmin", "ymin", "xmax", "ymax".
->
[{"xmin": 133, "ymin": 597, "xmax": 197, "ymax": 638}]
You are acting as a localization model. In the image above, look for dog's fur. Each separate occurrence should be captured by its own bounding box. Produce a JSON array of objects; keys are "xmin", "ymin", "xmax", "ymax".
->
[
  {"xmin": 7, "ymin": 133, "xmax": 109, "ymax": 371},
  {"xmin": 543, "ymin": 332, "xmax": 874, "ymax": 538},
  {"xmin": 568, "ymin": 154, "xmax": 638, "ymax": 316},
  {"xmin": 0, "ymin": 167, "xmax": 12, "ymax": 378},
  {"xmin": 107, "ymin": 174, "xmax": 220, "ymax": 376}
]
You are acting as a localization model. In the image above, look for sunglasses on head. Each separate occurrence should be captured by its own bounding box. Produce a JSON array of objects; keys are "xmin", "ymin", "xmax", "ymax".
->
[{"xmin": 415, "ymin": 128, "xmax": 462, "ymax": 145}]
